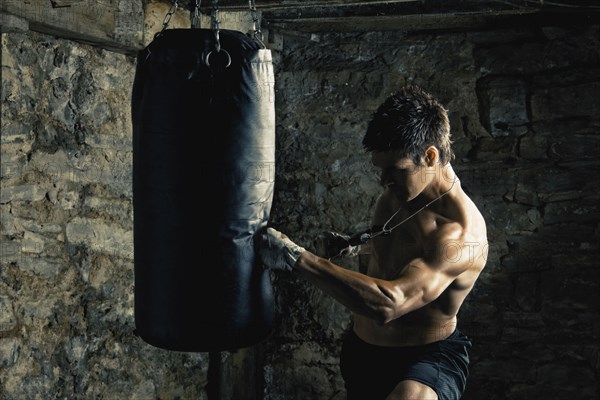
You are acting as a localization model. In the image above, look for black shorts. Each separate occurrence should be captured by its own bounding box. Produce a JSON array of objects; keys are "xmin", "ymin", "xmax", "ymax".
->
[{"xmin": 340, "ymin": 329, "xmax": 472, "ymax": 400}]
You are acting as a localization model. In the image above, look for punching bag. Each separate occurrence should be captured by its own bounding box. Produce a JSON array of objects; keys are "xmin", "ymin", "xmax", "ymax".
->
[{"xmin": 131, "ymin": 28, "xmax": 275, "ymax": 352}]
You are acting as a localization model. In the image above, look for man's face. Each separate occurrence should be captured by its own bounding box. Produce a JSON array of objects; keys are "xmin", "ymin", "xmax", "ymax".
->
[{"xmin": 371, "ymin": 152, "xmax": 426, "ymax": 202}]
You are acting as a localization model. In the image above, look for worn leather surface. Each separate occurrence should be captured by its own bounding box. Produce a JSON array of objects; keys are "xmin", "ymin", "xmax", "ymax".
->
[{"xmin": 132, "ymin": 29, "xmax": 275, "ymax": 352}]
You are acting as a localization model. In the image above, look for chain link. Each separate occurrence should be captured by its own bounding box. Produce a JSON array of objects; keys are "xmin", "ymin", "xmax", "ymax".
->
[
  {"xmin": 159, "ymin": 0, "xmax": 178, "ymax": 35},
  {"xmin": 210, "ymin": 0, "xmax": 221, "ymax": 52},
  {"xmin": 191, "ymin": 0, "xmax": 201, "ymax": 28},
  {"xmin": 248, "ymin": 0, "xmax": 263, "ymax": 41}
]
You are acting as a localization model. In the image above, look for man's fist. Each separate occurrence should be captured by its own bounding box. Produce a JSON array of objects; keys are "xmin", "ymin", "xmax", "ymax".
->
[
  {"xmin": 257, "ymin": 227, "xmax": 306, "ymax": 272},
  {"xmin": 315, "ymin": 231, "xmax": 362, "ymax": 260}
]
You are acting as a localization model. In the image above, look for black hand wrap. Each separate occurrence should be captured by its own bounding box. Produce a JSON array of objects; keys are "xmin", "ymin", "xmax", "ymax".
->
[{"xmin": 315, "ymin": 231, "xmax": 363, "ymax": 259}]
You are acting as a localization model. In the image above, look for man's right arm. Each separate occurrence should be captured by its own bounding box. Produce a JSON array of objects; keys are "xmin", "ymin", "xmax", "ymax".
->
[
  {"xmin": 259, "ymin": 223, "xmax": 474, "ymax": 325},
  {"xmin": 258, "ymin": 227, "xmax": 394, "ymax": 324},
  {"xmin": 293, "ymin": 250, "xmax": 396, "ymax": 324}
]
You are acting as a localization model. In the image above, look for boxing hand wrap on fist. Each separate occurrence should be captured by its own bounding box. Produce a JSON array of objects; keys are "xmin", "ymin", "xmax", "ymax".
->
[{"xmin": 258, "ymin": 227, "xmax": 306, "ymax": 272}]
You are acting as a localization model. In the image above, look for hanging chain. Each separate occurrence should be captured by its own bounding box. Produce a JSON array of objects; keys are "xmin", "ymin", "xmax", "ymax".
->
[
  {"xmin": 211, "ymin": 0, "xmax": 221, "ymax": 52},
  {"xmin": 248, "ymin": 0, "xmax": 263, "ymax": 41},
  {"xmin": 158, "ymin": 0, "xmax": 178, "ymax": 36},
  {"xmin": 191, "ymin": 0, "xmax": 202, "ymax": 28},
  {"xmin": 203, "ymin": 0, "xmax": 230, "ymax": 68}
]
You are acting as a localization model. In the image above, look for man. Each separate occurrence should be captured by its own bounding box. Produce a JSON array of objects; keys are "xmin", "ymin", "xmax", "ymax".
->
[{"xmin": 258, "ymin": 85, "xmax": 488, "ymax": 400}]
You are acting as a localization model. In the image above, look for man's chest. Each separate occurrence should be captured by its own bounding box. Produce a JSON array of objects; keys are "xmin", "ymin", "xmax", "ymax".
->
[{"xmin": 369, "ymin": 228, "xmax": 423, "ymax": 280}]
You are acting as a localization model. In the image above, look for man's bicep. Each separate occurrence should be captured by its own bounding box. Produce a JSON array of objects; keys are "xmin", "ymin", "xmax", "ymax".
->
[
  {"xmin": 384, "ymin": 229, "xmax": 472, "ymax": 316},
  {"xmin": 394, "ymin": 259, "xmax": 455, "ymax": 304},
  {"xmin": 367, "ymin": 222, "xmax": 473, "ymax": 320}
]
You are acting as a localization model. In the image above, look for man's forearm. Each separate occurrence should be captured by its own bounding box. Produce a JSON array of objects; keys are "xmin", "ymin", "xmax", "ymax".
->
[{"xmin": 294, "ymin": 251, "xmax": 399, "ymax": 324}]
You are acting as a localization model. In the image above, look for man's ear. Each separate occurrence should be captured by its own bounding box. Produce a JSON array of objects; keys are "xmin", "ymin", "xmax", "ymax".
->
[{"xmin": 424, "ymin": 146, "xmax": 439, "ymax": 167}]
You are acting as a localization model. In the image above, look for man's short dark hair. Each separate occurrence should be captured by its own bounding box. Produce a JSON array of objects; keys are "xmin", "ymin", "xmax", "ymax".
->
[{"xmin": 362, "ymin": 85, "xmax": 454, "ymax": 165}]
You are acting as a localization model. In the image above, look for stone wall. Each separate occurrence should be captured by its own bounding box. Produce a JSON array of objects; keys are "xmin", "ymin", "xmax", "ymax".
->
[
  {"xmin": 0, "ymin": 31, "xmax": 209, "ymax": 399},
  {"xmin": 1, "ymin": 6, "xmax": 599, "ymax": 400},
  {"xmin": 264, "ymin": 24, "xmax": 600, "ymax": 400}
]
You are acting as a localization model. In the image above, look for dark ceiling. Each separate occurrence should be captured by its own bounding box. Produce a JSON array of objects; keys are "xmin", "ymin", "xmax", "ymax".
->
[{"xmin": 172, "ymin": 0, "xmax": 600, "ymax": 33}]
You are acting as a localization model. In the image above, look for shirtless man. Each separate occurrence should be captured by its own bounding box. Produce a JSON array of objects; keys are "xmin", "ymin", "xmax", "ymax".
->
[{"xmin": 258, "ymin": 85, "xmax": 488, "ymax": 400}]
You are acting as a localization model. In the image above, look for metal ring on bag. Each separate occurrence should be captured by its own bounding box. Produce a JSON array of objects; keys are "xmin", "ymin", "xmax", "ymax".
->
[{"xmin": 204, "ymin": 49, "xmax": 231, "ymax": 68}]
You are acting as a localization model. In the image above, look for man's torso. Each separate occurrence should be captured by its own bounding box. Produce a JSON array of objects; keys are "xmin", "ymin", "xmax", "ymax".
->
[{"xmin": 354, "ymin": 184, "xmax": 487, "ymax": 346}]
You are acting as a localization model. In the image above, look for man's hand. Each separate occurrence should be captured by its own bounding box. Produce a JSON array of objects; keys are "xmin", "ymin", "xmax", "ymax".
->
[
  {"xmin": 257, "ymin": 227, "xmax": 306, "ymax": 272},
  {"xmin": 315, "ymin": 231, "xmax": 362, "ymax": 259}
]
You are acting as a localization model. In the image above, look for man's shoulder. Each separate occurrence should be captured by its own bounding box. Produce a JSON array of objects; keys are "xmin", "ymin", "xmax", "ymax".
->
[{"xmin": 426, "ymin": 220, "xmax": 464, "ymax": 247}]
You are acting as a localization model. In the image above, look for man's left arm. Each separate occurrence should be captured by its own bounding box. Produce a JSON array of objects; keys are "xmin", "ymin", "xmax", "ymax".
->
[
  {"xmin": 377, "ymin": 223, "xmax": 473, "ymax": 320},
  {"xmin": 258, "ymin": 224, "xmax": 473, "ymax": 324}
]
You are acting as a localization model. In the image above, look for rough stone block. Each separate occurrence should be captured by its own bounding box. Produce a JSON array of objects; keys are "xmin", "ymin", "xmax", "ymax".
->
[
  {"xmin": 502, "ymin": 252, "xmax": 551, "ymax": 274},
  {"xmin": 519, "ymin": 135, "xmax": 549, "ymax": 160},
  {"xmin": 532, "ymin": 119, "xmax": 600, "ymax": 137},
  {"xmin": 0, "ymin": 10, "xmax": 28, "ymax": 32},
  {"xmin": 531, "ymin": 82, "xmax": 600, "ymax": 121},
  {"xmin": 538, "ymin": 190, "xmax": 584, "ymax": 203},
  {"xmin": 18, "ymin": 256, "xmax": 61, "ymax": 278},
  {"xmin": 477, "ymin": 77, "xmax": 528, "ymax": 137},
  {"xmin": 507, "ymin": 383, "xmax": 597, "ymax": 400},
  {"xmin": 0, "ymin": 295, "xmax": 17, "ymax": 332},
  {"xmin": 544, "ymin": 201, "xmax": 600, "ymax": 225},
  {"xmin": 0, "ymin": 184, "xmax": 48, "ymax": 204},
  {"xmin": 503, "ymin": 203, "xmax": 539, "ymax": 234},
  {"xmin": 0, "ymin": 0, "xmax": 144, "ymax": 53},
  {"xmin": 458, "ymin": 164, "xmax": 518, "ymax": 196},
  {"xmin": 65, "ymin": 217, "xmax": 132, "ymax": 259},
  {"xmin": 532, "ymin": 66, "xmax": 600, "ymax": 88},
  {"xmin": 518, "ymin": 165, "xmax": 595, "ymax": 194},
  {"xmin": 536, "ymin": 363, "xmax": 596, "ymax": 388},
  {"xmin": 513, "ymin": 273, "xmax": 540, "ymax": 311},
  {"xmin": 468, "ymin": 28, "xmax": 535, "ymax": 45},
  {"xmin": 548, "ymin": 134, "xmax": 600, "ymax": 161},
  {"xmin": 540, "ymin": 274, "xmax": 600, "ymax": 319},
  {"xmin": 475, "ymin": 27, "xmax": 600, "ymax": 75},
  {"xmin": 514, "ymin": 184, "xmax": 540, "ymax": 206},
  {"xmin": 310, "ymin": 287, "xmax": 351, "ymax": 339},
  {"xmin": 82, "ymin": 196, "xmax": 132, "ymax": 224},
  {"xmin": 471, "ymin": 137, "xmax": 518, "ymax": 161},
  {"xmin": 536, "ymin": 224, "xmax": 596, "ymax": 244},
  {"xmin": 21, "ymin": 231, "xmax": 44, "ymax": 254},
  {"xmin": 264, "ymin": 342, "xmax": 344, "ymax": 400},
  {"xmin": 0, "ymin": 238, "xmax": 21, "ymax": 265},
  {"xmin": 0, "ymin": 337, "xmax": 19, "ymax": 371},
  {"xmin": 474, "ymin": 360, "xmax": 537, "ymax": 383}
]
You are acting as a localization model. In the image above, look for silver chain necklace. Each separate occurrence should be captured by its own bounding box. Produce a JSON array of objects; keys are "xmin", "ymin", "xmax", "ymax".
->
[
  {"xmin": 326, "ymin": 178, "xmax": 458, "ymax": 261},
  {"xmin": 358, "ymin": 177, "xmax": 458, "ymax": 243}
]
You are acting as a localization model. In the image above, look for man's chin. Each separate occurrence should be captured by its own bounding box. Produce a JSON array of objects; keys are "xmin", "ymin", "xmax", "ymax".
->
[
  {"xmin": 406, "ymin": 192, "xmax": 419, "ymax": 201},
  {"xmin": 391, "ymin": 190, "xmax": 411, "ymax": 202}
]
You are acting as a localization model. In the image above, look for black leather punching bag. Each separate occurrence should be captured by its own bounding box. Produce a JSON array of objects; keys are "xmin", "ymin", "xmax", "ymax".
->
[{"xmin": 131, "ymin": 28, "xmax": 275, "ymax": 352}]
